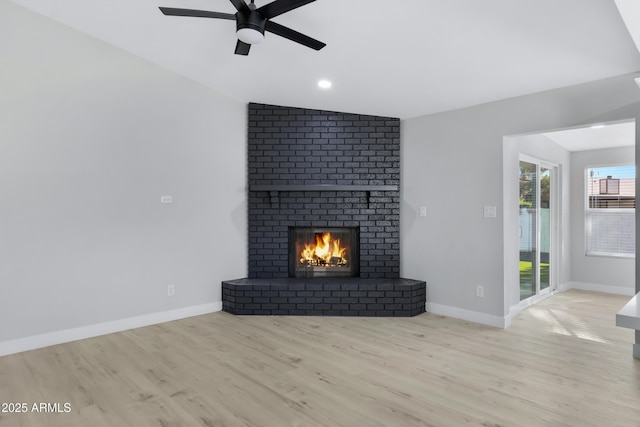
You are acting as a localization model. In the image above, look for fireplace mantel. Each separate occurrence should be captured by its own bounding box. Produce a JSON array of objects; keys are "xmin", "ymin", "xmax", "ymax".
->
[
  {"xmin": 251, "ymin": 184, "xmax": 398, "ymax": 205},
  {"xmin": 250, "ymin": 184, "xmax": 398, "ymax": 192}
]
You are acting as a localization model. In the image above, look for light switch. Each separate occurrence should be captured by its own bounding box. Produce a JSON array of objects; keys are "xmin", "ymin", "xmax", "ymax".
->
[
  {"xmin": 483, "ymin": 206, "xmax": 497, "ymax": 218},
  {"xmin": 419, "ymin": 206, "xmax": 427, "ymax": 217}
]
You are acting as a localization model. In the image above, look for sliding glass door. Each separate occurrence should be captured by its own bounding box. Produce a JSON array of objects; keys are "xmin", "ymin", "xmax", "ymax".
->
[
  {"xmin": 519, "ymin": 159, "xmax": 554, "ymax": 300},
  {"xmin": 539, "ymin": 166, "xmax": 551, "ymax": 293}
]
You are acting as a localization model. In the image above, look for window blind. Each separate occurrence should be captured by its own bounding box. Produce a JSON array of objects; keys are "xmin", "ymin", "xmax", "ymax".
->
[{"xmin": 585, "ymin": 166, "xmax": 635, "ymax": 258}]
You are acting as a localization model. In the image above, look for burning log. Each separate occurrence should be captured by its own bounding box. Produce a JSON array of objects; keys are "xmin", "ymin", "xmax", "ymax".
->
[{"xmin": 299, "ymin": 232, "xmax": 348, "ymax": 267}]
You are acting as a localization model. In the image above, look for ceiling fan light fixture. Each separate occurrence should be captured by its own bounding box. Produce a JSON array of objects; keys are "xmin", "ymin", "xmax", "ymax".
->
[
  {"xmin": 160, "ymin": 0, "xmax": 326, "ymax": 56},
  {"xmin": 237, "ymin": 28, "xmax": 265, "ymax": 44}
]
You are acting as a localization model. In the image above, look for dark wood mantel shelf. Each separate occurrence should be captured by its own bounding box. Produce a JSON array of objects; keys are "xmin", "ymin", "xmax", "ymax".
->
[
  {"xmin": 250, "ymin": 184, "xmax": 398, "ymax": 205},
  {"xmin": 250, "ymin": 184, "xmax": 398, "ymax": 192}
]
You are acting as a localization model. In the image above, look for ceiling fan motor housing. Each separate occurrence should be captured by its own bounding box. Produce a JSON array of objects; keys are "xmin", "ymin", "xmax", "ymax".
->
[{"xmin": 236, "ymin": 10, "xmax": 266, "ymax": 41}]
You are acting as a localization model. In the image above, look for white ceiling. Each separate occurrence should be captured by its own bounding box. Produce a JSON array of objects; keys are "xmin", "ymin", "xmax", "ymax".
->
[
  {"xmin": 6, "ymin": 0, "xmax": 640, "ymax": 119},
  {"xmin": 543, "ymin": 121, "xmax": 635, "ymax": 152}
]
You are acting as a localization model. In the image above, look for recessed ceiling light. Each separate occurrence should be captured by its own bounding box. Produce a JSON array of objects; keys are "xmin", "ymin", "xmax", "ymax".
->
[
  {"xmin": 591, "ymin": 124, "xmax": 605, "ymax": 129},
  {"xmin": 318, "ymin": 80, "xmax": 332, "ymax": 89},
  {"xmin": 635, "ymin": 77, "xmax": 640, "ymax": 88}
]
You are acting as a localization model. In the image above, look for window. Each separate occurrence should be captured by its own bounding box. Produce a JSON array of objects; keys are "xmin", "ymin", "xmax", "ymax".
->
[{"xmin": 585, "ymin": 165, "xmax": 635, "ymax": 257}]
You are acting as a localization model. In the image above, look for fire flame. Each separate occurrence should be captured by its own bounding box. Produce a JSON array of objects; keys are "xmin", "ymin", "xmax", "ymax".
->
[{"xmin": 299, "ymin": 232, "xmax": 348, "ymax": 266}]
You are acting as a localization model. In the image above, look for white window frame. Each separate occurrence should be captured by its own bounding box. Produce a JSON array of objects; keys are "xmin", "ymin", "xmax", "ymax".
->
[{"xmin": 584, "ymin": 165, "xmax": 635, "ymax": 259}]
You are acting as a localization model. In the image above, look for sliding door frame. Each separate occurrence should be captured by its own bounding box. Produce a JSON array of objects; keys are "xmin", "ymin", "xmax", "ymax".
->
[{"xmin": 519, "ymin": 154, "xmax": 559, "ymax": 301}]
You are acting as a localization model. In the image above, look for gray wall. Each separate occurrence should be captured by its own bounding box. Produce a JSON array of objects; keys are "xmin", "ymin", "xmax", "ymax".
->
[
  {"xmin": 0, "ymin": 2, "xmax": 247, "ymax": 343},
  {"xmin": 570, "ymin": 146, "xmax": 635, "ymax": 293},
  {"xmin": 402, "ymin": 73, "xmax": 640, "ymax": 323}
]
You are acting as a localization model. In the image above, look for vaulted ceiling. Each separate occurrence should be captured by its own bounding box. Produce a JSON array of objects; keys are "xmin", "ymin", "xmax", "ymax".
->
[{"xmin": 6, "ymin": 0, "xmax": 640, "ymax": 119}]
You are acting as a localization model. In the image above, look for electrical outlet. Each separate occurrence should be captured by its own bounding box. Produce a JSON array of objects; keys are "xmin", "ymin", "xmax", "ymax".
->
[
  {"xmin": 161, "ymin": 196, "xmax": 173, "ymax": 204},
  {"xmin": 167, "ymin": 285, "xmax": 175, "ymax": 296},
  {"xmin": 483, "ymin": 206, "xmax": 497, "ymax": 218},
  {"xmin": 476, "ymin": 285, "xmax": 484, "ymax": 298}
]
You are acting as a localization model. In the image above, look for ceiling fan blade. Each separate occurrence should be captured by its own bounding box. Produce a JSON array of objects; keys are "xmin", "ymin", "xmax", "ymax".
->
[
  {"xmin": 229, "ymin": 0, "xmax": 251, "ymax": 13},
  {"xmin": 235, "ymin": 40, "xmax": 252, "ymax": 55},
  {"xmin": 257, "ymin": 0, "xmax": 316, "ymax": 19},
  {"xmin": 159, "ymin": 7, "xmax": 235, "ymax": 20},
  {"xmin": 265, "ymin": 21, "xmax": 325, "ymax": 50}
]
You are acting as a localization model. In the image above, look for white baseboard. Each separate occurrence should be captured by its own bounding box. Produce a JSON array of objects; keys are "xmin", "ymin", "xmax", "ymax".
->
[
  {"xmin": 0, "ymin": 302, "xmax": 222, "ymax": 357},
  {"xmin": 425, "ymin": 283, "xmax": 636, "ymax": 331},
  {"xmin": 426, "ymin": 302, "xmax": 509, "ymax": 329},
  {"xmin": 560, "ymin": 281, "xmax": 636, "ymax": 296}
]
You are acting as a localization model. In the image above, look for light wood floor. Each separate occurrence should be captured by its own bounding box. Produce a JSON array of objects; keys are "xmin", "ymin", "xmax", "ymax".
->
[{"xmin": 1, "ymin": 290, "xmax": 638, "ymax": 426}]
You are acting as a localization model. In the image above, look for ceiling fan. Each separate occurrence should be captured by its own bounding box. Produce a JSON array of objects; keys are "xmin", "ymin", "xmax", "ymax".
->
[{"xmin": 159, "ymin": 0, "xmax": 326, "ymax": 56}]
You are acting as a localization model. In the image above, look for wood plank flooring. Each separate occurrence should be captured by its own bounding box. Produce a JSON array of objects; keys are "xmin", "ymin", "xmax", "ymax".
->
[{"xmin": 0, "ymin": 290, "xmax": 638, "ymax": 426}]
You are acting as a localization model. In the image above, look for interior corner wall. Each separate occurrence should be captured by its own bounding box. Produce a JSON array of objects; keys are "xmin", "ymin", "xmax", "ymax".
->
[
  {"xmin": 401, "ymin": 72, "xmax": 640, "ymax": 323},
  {"xmin": 0, "ymin": 3, "xmax": 247, "ymax": 347},
  {"xmin": 636, "ymin": 117, "xmax": 640, "ymax": 351},
  {"xmin": 570, "ymin": 146, "xmax": 635, "ymax": 295}
]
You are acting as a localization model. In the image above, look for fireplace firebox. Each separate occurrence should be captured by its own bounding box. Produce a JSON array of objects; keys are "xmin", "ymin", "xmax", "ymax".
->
[{"xmin": 289, "ymin": 227, "xmax": 359, "ymax": 278}]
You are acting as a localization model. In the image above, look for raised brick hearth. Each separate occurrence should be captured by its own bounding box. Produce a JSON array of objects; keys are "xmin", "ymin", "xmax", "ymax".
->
[{"xmin": 222, "ymin": 278, "xmax": 426, "ymax": 317}]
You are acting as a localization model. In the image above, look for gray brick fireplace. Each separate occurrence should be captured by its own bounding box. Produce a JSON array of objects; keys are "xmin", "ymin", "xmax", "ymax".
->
[
  {"xmin": 247, "ymin": 102, "xmax": 400, "ymax": 278},
  {"xmin": 222, "ymin": 103, "xmax": 425, "ymax": 317}
]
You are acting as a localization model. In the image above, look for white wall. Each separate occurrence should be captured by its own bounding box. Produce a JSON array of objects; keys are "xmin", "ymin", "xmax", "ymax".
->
[
  {"xmin": 0, "ymin": 2, "xmax": 247, "ymax": 353},
  {"xmin": 569, "ymin": 146, "xmax": 635, "ymax": 295},
  {"xmin": 401, "ymin": 73, "xmax": 640, "ymax": 327}
]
